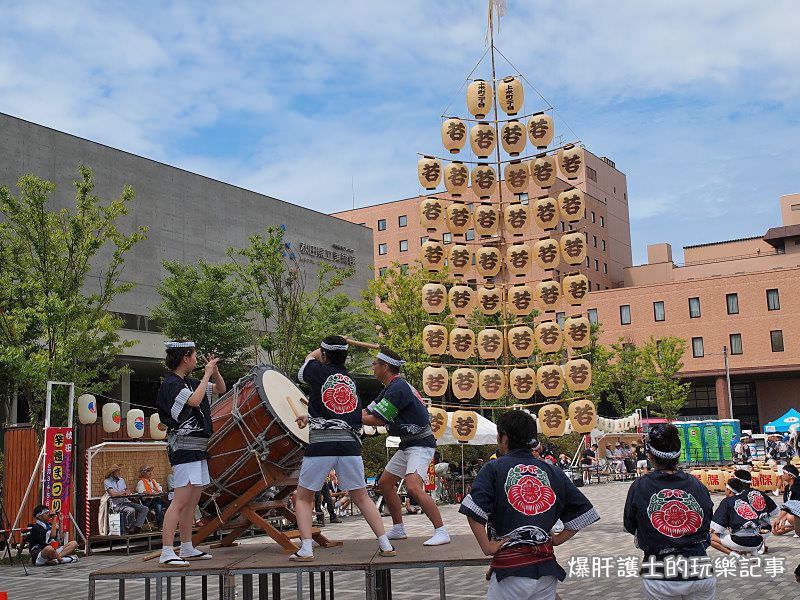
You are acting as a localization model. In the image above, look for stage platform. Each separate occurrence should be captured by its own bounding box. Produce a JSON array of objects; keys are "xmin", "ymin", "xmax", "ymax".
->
[{"xmin": 88, "ymin": 535, "xmax": 489, "ymax": 600}]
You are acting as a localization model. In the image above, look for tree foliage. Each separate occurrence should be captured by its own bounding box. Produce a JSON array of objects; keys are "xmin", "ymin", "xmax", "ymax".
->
[{"xmin": 641, "ymin": 336, "xmax": 691, "ymax": 419}]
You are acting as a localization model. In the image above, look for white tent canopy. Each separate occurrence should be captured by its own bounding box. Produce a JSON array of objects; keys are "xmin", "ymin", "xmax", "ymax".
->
[{"xmin": 386, "ymin": 410, "xmax": 497, "ymax": 447}]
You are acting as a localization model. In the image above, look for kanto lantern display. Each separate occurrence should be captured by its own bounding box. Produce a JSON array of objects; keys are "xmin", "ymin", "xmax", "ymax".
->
[
  {"xmin": 476, "ymin": 246, "xmax": 502, "ymax": 278},
  {"xmin": 452, "ymin": 409, "xmax": 479, "ymax": 441},
  {"xmin": 537, "ymin": 365, "xmax": 565, "ymax": 398},
  {"xmin": 501, "ymin": 120, "xmax": 526, "ymax": 156},
  {"xmin": 559, "ymin": 232, "xmax": 587, "ymax": 266},
  {"xmin": 530, "ymin": 154, "xmax": 557, "ymax": 189},
  {"xmin": 498, "ymin": 76, "xmax": 523, "ymax": 116},
  {"xmin": 533, "ymin": 238, "xmax": 560, "ymax": 270},
  {"xmin": 423, "ymin": 324, "xmax": 449, "ymax": 355},
  {"xmin": 451, "ymin": 368, "xmax": 478, "ymax": 401},
  {"xmin": 441, "ymin": 117, "xmax": 467, "ymax": 154},
  {"xmin": 423, "ymin": 366, "xmax": 449, "ymax": 397},
  {"xmin": 477, "ymin": 285, "xmax": 503, "ymax": 315},
  {"xmin": 558, "ymin": 189, "xmax": 585, "ymax": 223},
  {"xmin": 535, "ymin": 321, "xmax": 563, "ymax": 354},
  {"xmin": 528, "ymin": 112, "xmax": 554, "ymax": 149},
  {"xmin": 536, "ymin": 280, "xmax": 561, "ymax": 312},
  {"xmin": 444, "ymin": 161, "xmax": 470, "ymax": 196},
  {"xmin": 448, "ymin": 244, "xmax": 472, "ymax": 277},
  {"xmin": 558, "ymin": 144, "xmax": 584, "ymax": 180},
  {"xmin": 538, "ymin": 403, "xmax": 566, "ymax": 437},
  {"xmin": 533, "ymin": 196, "xmax": 560, "ymax": 230},
  {"xmin": 418, "ymin": 156, "xmax": 442, "ymax": 190},
  {"xmin": 471, "ymin": 164, "xmax": 497, "ymax": 199},
  {"xmin": 470, "ymin": 122, "xmax": 496, "ymax": 158},
  {"xmin": 509, "ymin": 367, "xmax": 537, "ymax": 400},
  {"xmin": 449, "ymin": 327, "xmax": 476, "ymax": 359},
  {"xmin": 479, "ymin": 369, "xmax": 505, "ymax": 401},
  {"xmin": 562, "ymin": 273, "xmax": 589, "ymax": 305},
  {"xmin": 419, "ymin": 197, "xmax": 444, "ymax": 230},
  {"xmin": 504, "ymin": 160, "xmax": 528, "ymax": 195},
  {"xmin": 473, "ymin": 205, "xmax": 500, "ymax": 236},
  {"xmin": 466, "ymin": 79, "xmax": 492, "ymax": 119},
  {"xmin": 421, "ymin": 241, "xmax": 446, "ymax": 271},
  {"xmin": 102, "ymin": 402, "xmax": 121, "ymax": 433},
  {"xmin": 565, "ymin": 358, "xmax": 592, "ymax": 392},
  {"xmin": 77, "ymin": 393, "xmax": 98, "ymax": 425},
  {"xmin": 428, "ymin": 406, "xmax": 448, "ymax": 438},
  {"xmin": 507, "ymin": 284, "xmax": 535, "ymax": 316},
  {"xmin": 149, "ymin": 412, "xmax": 167, "ymax": 439},
  {"xmin": 564, "ymin": 316, "xmax": 591, "ymax": 349},
  {"xmin": 568, "ymin": 399, "xmax": 597, "ymax": 434},
  {"xmin": 477, "ymin": 328, "xmax": 504, "ymax": 360},
  {"xmin": 421, "ymin": 282, "xmax": 447, "ymax": 314},
  {"xmin": 505, "ymin": 243, "xmax": 532, "ymax": 276},
  {"xmin": 448, "ymin": 285, "xmax": 475, "ymax": 316},
  {"xmin": 503, "ymin": 204, "xmax": 529, "ymax": 237},
  {"xmin": 446, "ymin": 203, "xmax": 472, "ymax": 235},
  {"xmin": 507, "ymin": 325, "xmax": 535, "ymax": 358},
  {"xmin": 127, "ymin": 408, "xmax": 145, "ymax": 438}
]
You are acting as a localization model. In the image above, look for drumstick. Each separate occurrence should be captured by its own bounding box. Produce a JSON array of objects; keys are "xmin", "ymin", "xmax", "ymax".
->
[
  {"xmin": 343, "ymin": 337, "xmax": 380, "ymax": 350},
  {"xmin": 287, "ymin": 396, "xmax": 307, "ymax": 427}
]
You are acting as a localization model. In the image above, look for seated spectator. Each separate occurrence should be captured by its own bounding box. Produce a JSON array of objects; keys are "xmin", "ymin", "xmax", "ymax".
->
[
  {"xmin": 405, "ymin": 495, "xmax": 421, "ymax": 514},
  {"xmin": 26, "ymin": 505, "xmax": 78, "ymax": 566},
  {"xmin": 557, "ymin": 453, "xmax": 571, "ymax": 470},
  {"xmin": 329, "ymin": 472, "xmax": 351, "ymax": 514},
  {"xmin": 136, "ymin": 465, "xmax": 169, "ymax": 527},
  {"xmin": 104, "ymin": 464, "xmax": 148, "ymax": 534}
]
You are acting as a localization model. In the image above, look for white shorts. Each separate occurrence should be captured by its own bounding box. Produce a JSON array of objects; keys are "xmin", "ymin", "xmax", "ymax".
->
[
  {"xmin": 637, "ymin": 460, "xmax": 649, "ymax": 469},
  {"xmin": 172, "ymin": 460, "xmax": 210, "ymax": 488},
  {"xmin": 298, "ymin": 455, "xmax": 366, "ymax": 492},
  {"xmin": 486, "ymin": 574, "xmax": 557, "ymax": 600},
  {"xmin": 385, "ymin": 446, "xmax": 436, "ymax": 480},
  {"xmin": 643, "ymin": 577, "xmax": 716, "ymax": 600}
]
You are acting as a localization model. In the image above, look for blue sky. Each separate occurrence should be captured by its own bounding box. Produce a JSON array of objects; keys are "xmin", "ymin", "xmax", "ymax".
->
[{"xmin": 2, "ymin": 0, "xmax": 799, "ymax": 264}]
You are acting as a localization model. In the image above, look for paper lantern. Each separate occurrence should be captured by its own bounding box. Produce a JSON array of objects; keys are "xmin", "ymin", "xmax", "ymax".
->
[
  {"xmin": 558, "ymin": 189, "xmax": 585, "ymax": 223},
  {"xmin": 564, "ymin": 418, "xmax": 574, "ymax": 435},
  {"xmin": 507, "ymin": 284, "xmax": 535, "ymax": 316},
  {"xmin": 564, "ymin": 316, "xmax": 591, "ymax": 349},
  {"xmin": 533, "ymin": 196, "xmax": 560, "ymax": 230},
  {"xmin": 449, "ymin": 327, "xmax": 476, "ymax": 359},
  {"xmin": 150, "ymin": 413, "xmax": 167, "ymax": 440},
  {"xmin": 633, "ymin": 412, "xmax": 641, "ymax": 427},
  {"xmin": 477, "ymin": 285, "xmax": 503, "ymax": 315},
  {"xmin": 558, "ymin": 144, "xmax": 584, "ymax": 180},
  {"xmin": 530, "ymin": 154, "xmax": 557, "ymax": 189},
  {"xmin": 473, "ymin": 205, "xmax": 500, "ymax": 236},
  {"xmin": 498, "ymin": 76, "xmax": 524, "ymax": 116},
  {"xmin": 77, "ymin": 393, "xmax": 97, "ymax": 425},
  {"xmin": 423, "ymin": 366, "xmax": 449, "ymax": 397},
  {"xmin": 507, "ymin": 325, "xmax": 535, "ymax": 358},
  {"xmin": 441, "ymin": 117, "xmax": 467, "ymax": 154},
  {"xmin": 568, "ymin": 400, "xmax": 597, "ymax": 434},
  {"xmin": 501, "ymin": 120, "xmax": 526, "ymax": 156},
  {"xmin": 477, "ymin": 328, "xmax": 504, "ymax": 360},
  {"xmin": 690, "ymin": 469, "xmax": 708, "ymax": 487},
  {"xmin": 428, "ymin": 406, "xmax": 448, "ymax": 438},
  {"xmin": 448, "ymin": 285, "xmax": 475, "ymax": 316},
  {"xmin": 421, "ymin": 241, "xmax": 446, "ymax": 271},
  {"xmin": 470, "ymin": 122, "xmax": 496, "ymax": 159},
  {"xmin": 533, "ymin": 238, "xmax": 560, "ymax": 270},
  {"xmin": 505, "ymin": 243, "xmax": 532, "ymax": 276},
  {"xmin": 538, "ymin": 403, "xmax": 566, "ymax": 437},
  {"xmin": 102, "ymin": 402, "xmax": 121, "ymax": 433},
  {"xmin": 535, "ymin": 321, "xmax": 563, "ymax": 354},
  {"xmin": 475, "ymin": 246, "xmax": 502, "ymax": 278},
  {"xmin": 562, "ymin": 273, "xmax": 589, "ymax": 305},
  {"xmin": 504, "ymin": 160, "xmax": 529, "ymax": 195},
  {"xmin": 527, "ymin": 112, "xmax": 554, "ymax": 149},
  {"xmin": 127, "ymin": 408, "xmax": 145, "ymax": 438},
  {"xmin": 446, "ymin": 203, "xmax": 472, "ymax": 235},
  {"xmin": 419, "ymin": 198, "xmax": 445, "ymax": 230},
  {"xmin": 444, "ymin": 161, "xmax": 470, "ymax": 196},
  {"xmin": 423, "ymin": 324, "xmax": 449, "ymax": 355},
  {"xmin": 479, "ymin": 369, "xmax": 506, "ymax": 400},
  {"xmin": 535, "ymin": 280, "xmax": 561, "ymax": 312},
  {"xmin": 559, "ymin": 232, "xmax": 587, "ymax": 266},
  {"xmin": 422, "ymin": 282, "xmax": 447, "ymax": 314},
  {"xmin": 471, "ymin": 164, "xmax": 497, "ymax": 199},
  {"xmin": 448, "ymin": 244, "xmax": 472, "ymax": 277},
  {"xmin": 418, "ymin": 156, "xmax": 442, "ymax": 190},
  {"xmin": 503, "ymin": 203, "xmax": 529, "ymax": 237},
  {"xmin": 452, "ymin": 409, "xmax": 479, "ymax": 441},
  {"xmin": 466, "ymin": 79, "xmax": 492, "ymax": 119},
  {"xmin": 451, "ymin": 368, "xmax": 478, "ymax": 400},
  {"xmin": 705, "ymin": 469, "xmax": 725, "ymax": 492},
  {"xmin": 565, "ymin": 358, "xmax": 592, "ymax": 392},
  {"xmin": 537, "ymin": 365, "xmax": 565, "ymax": 398},
  {"xmin": 509, "ymin": 367, "xmax": 537, "ymax": 400}
]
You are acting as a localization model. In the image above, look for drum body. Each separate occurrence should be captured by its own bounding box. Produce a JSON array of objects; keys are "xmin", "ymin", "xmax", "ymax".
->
[{"xmin": 203, "ymin": 365, "xmax": 309, "ymax": 510}]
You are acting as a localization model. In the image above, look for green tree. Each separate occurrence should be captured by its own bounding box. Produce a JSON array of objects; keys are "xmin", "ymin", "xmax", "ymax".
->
[
  {"xmin": 151, "ymin": 260, "xmax": 254, "ymax": 382},
  {"xmin": 0, "ymin": 167, "xmax": 146, "ymax": 427},
  {"xmin": 599, "ymin": 339, "xmax": 650, "ymax": 416},
  {"xmin": 641, "ymin": 336, "xmax": 691, "ymax": 419}
]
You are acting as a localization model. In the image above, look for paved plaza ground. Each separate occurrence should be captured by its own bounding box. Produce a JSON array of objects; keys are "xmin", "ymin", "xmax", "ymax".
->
[{"xmin": 2, "ymin": 480, "xmax": 800, "ymax": 599}]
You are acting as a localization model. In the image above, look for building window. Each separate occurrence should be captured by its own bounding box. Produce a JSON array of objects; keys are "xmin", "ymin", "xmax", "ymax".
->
[
  {"xmin": 620, "ymin": 305, "xmax": 631, "ymax": 325},
  {"xmin": 377, "ymin": 219, "xmax": 386, "ymax": 231},
  {"xmin": 591, "ymin": 211, "xmax": 596, "ymax": 223},
  {"xmin": 729, "ymin": 333, "xmax": 743, "ymax": 355},
  {"xmin": 726, "ymin": 293, "xmax": 739, "ymax": 315},
  {"xmin": 592, "ymin": 235, "xmax": 597, "ymax": 248},
  {"xmin": 603, "ymin": 262, "xmax": 608, "ymax": 274},
  {"xmin": 653, "ymin": 301, "xmax": 665, "ymax": 322},
  {"xmin": 601, "ymin": 239, "xmax": 606, "ymax": 251},
  {"xmin": 586, "ymin": 256, "xmax": 590, "ymax": 267},
  {"xmin": 400, "ymin": 264, "xmax": 409, "ymax": 274},
  {"xmin": 378, "ymin": 267, "xmax": 387, "ymax": 277},
  {"xmin": 587, "ymin": 166, "xmax": 597, "ymax": 181},
  {"xmin": 556, "ymin": 312, "xmax": 566, "ymax": 327},
  {"xmin": 466, "ymin": 229, "xmax": 475, "ymax": 241},
  {"xmin": 689, "ymin": 297, "xmax": 701, "ymax": 318},
  {"xmin": 420, "ymin": 236, "xmax": 428, "ymax": 245},
  {"xmin": 398, "ymin": 215, "xmax": 407, "ymax": 227},
  {"xmin": 771, "ymin": 330, "xmax": 784, "ymax": 352},
  {"xmin": 399, "ymin": 240, "xmax": 408, "ymax": 252},
  {"xmin": 600, "ymin": 216, "xmax": 605, "ymax": 227},
  {"xmin": 378, "ymin": 243, "xmax": 387, "ymax": 255},
  {"xmin": 767, "ymin": 288, "xmax": 780, "ymax": 311},
  {"xmin": 594, "ymin": 259, "xmax": 599, "ymax": 271},
  {"xmin": 587, "ymin": 308, "xmax": 598, "ymax": 324},
  {"xmin": 692, "ymin": 337, "xmax": 704, "ymax": 358},
  {"xmin": 442, "ymin": 233, "xmax": 452, "ymax": 244}
]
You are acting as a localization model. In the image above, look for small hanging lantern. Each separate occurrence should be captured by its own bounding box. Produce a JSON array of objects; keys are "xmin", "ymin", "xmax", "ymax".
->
[
  {"xmin": 441, "ymin": 117, "xmax": 467, "ymax": 154},
  {"xmin": 562, "ymin": 273, "xmax": 589, "ymax": 305},
  {"xmin": 527, "ymin": 112, "xmax": 554, "ymax": 149},
  {"xmin": 446, "ymin": 202, "xmax": 472, "ymax": 235},
  {"xmin": 507, "ymin": 325, "xmax": 535, "ymax": 358},
  {"xmin": 533, "ymin": 196, "xmax": 560, "ymax": 230},
  {"xmin": 509, "ymin": 367, "xmax": 537, "ymax": 400},
  {"xmin": 559, "ymin": 232, "xmax": 587, "ymax": 266},
  {"xmin": 418, "ymin": 156, "xmax": 442, "ymax": 190},
  {"xmin": 449, "ymin": 326, "xmax": 476, "ymax": 359},
  {"xmin": 537, "ymin": 365, "xmax": 565, "ymax": 398},
  {"xmin": 77, "ymin": 393, "xmax": 98, "ymax": 425},
  {"xmin": 564, "ymin": 315, "xmax": 591, "ymax": 349},
  {"xmin": 466, "ymin": 79, "xmax": 492, "ymax": 119},
  {"xmin": 428, "ymin": 406, "xmax": 448, "ymax": 438},
  {"xmin": 536, "ymin": 280, "xmax": 561, "ymax": 312},
  {"xmin": 475, "ymin": 246, "xmax": 502, "ymax": 278},
  {"xmin": 530, "ymin": 154, "xmax": 557, "ymax": 189},
  {"xmin": 501, "ymin": 120, "xmax": 526, "ymax": 156},
  {"xmin": 102, "ymin": 402, "xmax": 121, "ymax": 433},
  {"xmin": 533, "ymin": 238, "xmax": 560, "ymax": 270},
  {"xmin": 505, "ymin": 243, "xmax": 532, "ymax": 276},
  {"xmin": 419, "ymin": 197, "xmax": 445, "ymax": 230},
  {"xmin": 421, "ymin": 241, "xmax": 446, "ymax": 271},
  {"xmin": 535, "ymin": 321, "xmax": 563, "ymax": 354},
  {"xmin": 444, "ymin": 161, "xmax": 470, "ymax": 197},
  {"xmin": 503, "ymin": 203, "xmax": 530, "ymax": 237},
  {"xmin": 504, "ymin": 160, "xmax": 529, "ymax": 195},
  {"xmin": 565, "ymin": 359, "xmax": 592, "ymax": 392},
  {"xmin": 471, "ymin": 164, "xmax": 497, "ymax": 199},
  {"xmin": 423, "ymin": 324, "xmax": 449, "ymax": 355},
  {"xmin": 149, "ymin": 413, "xmax": 167, "ymax": 440},
  {"xmin": 538, "ymin": 403, "xmax": 566, "ymax": 436},
  {"xmin": 127, "ymin": 408, "xmax": 145, "ymax": 438},
  {"xmin": 452, "ymin": 409, "xmax": 479, "ymax": 441},
  {"xmin": 558, "ymin": 144, "xmax": 584, "ymax": 180},
  {"xmin": 507, "ymin": 284, "xmax": 535, "ymax": 316},
  {"xmin": 499, "ymin": 76, "xmax": 524, "ymax": 116},
  {"xmin": 470, "ymin": 122, "xmax": 496, "ymax": 159},
  {"xmin": 423, "ymin": 366, "xmax": 449, "ymax": 397},
  {"xmin": 473, "ymin": 205, "xmax": 500, "ymax": 236},
  {"xmin": 568, "ymin": 399, "xmax": 597, "ymax": 434},
  {"xmin": 477, "ymin": 285, "xmax": 503, "ymax": 315},
  {"xmin": 448, "ymin": 244, "xmax": 472, "ymax": 277},
  {"xmin": 448, "ymin": 285, "xmax": 475, "ymax": 316},
  {"xmin": 479, "ymin": 369, "xmax": 506, "ymax": 401},
  {"xmin": 558, "ymin": 189, "xmax": 585, "ymax": 223},
  {"xmin": 422, "ymin": 282, "xmax": 447, "ymax": 314},
  {"xmin": 451, "ymin": 369, "xmax": 478, "ymax": 401},
  {"xmin": 477, "ymin": 328, "xmax": 504, "ymax": 360}
]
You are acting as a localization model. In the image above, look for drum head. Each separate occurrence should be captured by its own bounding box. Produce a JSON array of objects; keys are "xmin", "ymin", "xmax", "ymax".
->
[{"xmin": 257, "ymin": 367, "xmax": 309, "ymax": 444}]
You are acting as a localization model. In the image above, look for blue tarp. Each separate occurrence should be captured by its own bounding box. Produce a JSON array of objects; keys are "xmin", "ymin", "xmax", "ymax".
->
[{"xmin": 764, "ymin": 408, "xmax": 800, "ymax": 433}]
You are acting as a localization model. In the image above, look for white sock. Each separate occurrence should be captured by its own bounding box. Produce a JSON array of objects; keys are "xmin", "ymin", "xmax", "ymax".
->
[
  {"xmin": 435, "ymin": 526, "xmax": 448, "ymax": 534},
  {"xmin": 160, "ymin": 547, "xmax": 179, "ymax": 560},
  {"xmin": 180, "ymin": 541, "xmax": 195, "ymax": 553},
  {"xmin": 378, "ymin": 534, "xmax": 393, "ymax": 552},
  {"xmin": 389, "ymin": 523, "xmax": 405, "ymax": 533},
  {"xmin": 297, "ymin": 538, "xmax": 313, "ymax": 556}
]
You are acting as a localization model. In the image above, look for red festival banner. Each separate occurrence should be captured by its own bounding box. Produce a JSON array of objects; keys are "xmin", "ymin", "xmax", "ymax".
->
[
  {"xmin": 42, "ymin": 427, "xmax": 73, "ymax": 533},
  {"xmin": 425, "ymin": 460, "xmax": 436, "ymax": 492}
]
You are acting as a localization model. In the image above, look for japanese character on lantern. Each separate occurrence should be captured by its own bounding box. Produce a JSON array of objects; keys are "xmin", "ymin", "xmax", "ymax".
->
[
  {"xmin": 533, "ymin": 197, "xmax": 560, "ymax": 230},
  {"xmin": 423, "ymin": 366, "xmax": 449, "ymax": 396},
  {"xmin": 478, "ymin": 328, "xmax": 503, "ymax": 359},
  {"xmin": 564, "ymin": 316, "xmax": 590, "ymax": 348},
  {"xmin": 501, "ymin": 121, "xmax": 526, "ymax": 156},
  {"xmin": 429, "ymin": 406, "xmax": 448, "ymax": 438},
  {"xmin": 471, "ymin": 164, "xmax": 497, "ymax": 199},
  {"xmin": 477, "ymin": 247, "xmax": 501, "ymax": 277},
  {"xmin": 479, "ymin": 369, "xmax": 505, "ymax": 400},
  {"xmin": 474, "ymin": 206, "xmax": 499, "ymax": 235},
  {"xmin": 478, "ymin": 287, "xmax": 502, "ymax": 315},
  {"xmin": 445, "ymin": 162, "xmax": 469, "ymax": 196},
  {"xmin": 504, "ymin": 204, "xmax": 529, "ymax": 235},
  {"xmin": 470, "ymin": 122, "xmax": 496, "ymax": 158},
  {"xmin": 507, "ymin": 325, "xmax": 534, "ymax": 358},
  {"xmin": 446, "ymin": 204, "xmax": 472, "ymax": 234},
  {"xmin": 528, "ymin": 113, "xmax": 554, "ymax": 148},
  {"xmin": 559, "ymin": 232, "xmax": 587, "ymax": 266},
  {"xmin": 452, "ymin": 409, "xmax": 478, "ymax": 440},
  {"xmin": 530, "ymin": 154, "xmax": 557, "ymax": 189},
  {"xmin": 419, "ymin": 198, "xmax": 444, "ymax": 230},
  {"xmin": 418, "ymin": 156, "xmax": 442, "ymax": 190},
  {"xmin": 562, "ymin": 274, "xmax": 589, "ymax": 305},
  {"xmin": 442, "ymin": 118, "xmax": 467, "ymax": 154},
  {"xmin": 422, "ymin": 283, "xmax": 446, "ymax": 313},
  {"xmin": 421, "ymin": 241, "xmax": 446, "ymax": 271},
  {"xmin": 558, "ymin": 145, "xmax": 584, "ymax": 180},
  {"xmin": 537, "ymin": 281, "xmax": 561, "ymax": 310},
  {"xmin": 558, "ymin": 189, "xmax": 585, "ymax": 222},
  {"xmin": 449, "ymin": 327, "xmax": 475, "ymax": 359},
  {"xmin": 510, "ymin": 367, "xmax": 537, "ymax": 399},
  {"xmin": 449, "ymin": 245, "xmax": 472, "ymax": 273},
  {"xmin": 422, "ymin": 324, "xmax": 448, "ymax": 355},
  {"xmin": 448, "ymin": 285, "xmax": 474, "ymax": 315},
  {"xmin": 534, "ymin": 238, "xmax": 560, "ymax": 270},
  {"xmin": 536, "ymin": 322, "xmax": 562, "ymax": 353},
  {"xmin": 508, "ymin": 285, "xmax": 534, "ymax": 315},
  {"xmin": 568, "ymin": 399, "xmax": 596, "ymax": 433},
  {"xmin": 506, "ymin": 244, "xmax": 531, "ymax": 273},
  {"xmin": 537, "ymin": 365, "xmax": 565, "ymax": 398},
  {"xmin": 452, "ymin": 369, "xmax": 478, "ymax": 400},
  {"xmin": 538, "ymin": 402, "xmax": 566, "ymax": 436},
  {"xmin": 565, "ymin": 359, "xmax": 592, "ymax": 392},
  {"xmin": 504, "ymin": 161, "xmax": 528, "ymax": 194}
]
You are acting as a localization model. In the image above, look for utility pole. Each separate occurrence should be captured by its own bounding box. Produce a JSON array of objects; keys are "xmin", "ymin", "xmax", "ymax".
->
[{"xmin": 723, "ymin": 345, "xmax": 733, "ymax": 420}]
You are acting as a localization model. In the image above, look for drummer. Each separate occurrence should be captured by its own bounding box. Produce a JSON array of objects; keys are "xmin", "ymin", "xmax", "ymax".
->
[
  {"xmin": 156, "ymin": 339, "xmax": 225, "ymax": 567},
  {"xmin": 363, "ymin": 347, "xmax": 450, "ymax": 546},
  {"xmin": 291, "ymin": 335, "xmax": 395, "ymax": 561}
]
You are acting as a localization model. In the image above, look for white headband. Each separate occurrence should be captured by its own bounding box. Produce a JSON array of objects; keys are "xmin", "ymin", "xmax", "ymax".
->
[
  {"xmin": 165, "ymin": 340, "xmax": 195, "ymax": 349},
  {"xmin": 725, "ymin": 483, "xmax": 740, "ymax": 494},
  {"xmin": 376, "ymin": 352, "xmax": 405, "ymax": 367},
  {"xmin": 35, "ymin": 506, "xmax": 50, "ymax": 517},
  {"xmin": 647, "ymin": 445, "xmax": 681, "ymax": 460},
  {"xmin": 321, "ymin": 341, "xmax": 349, "ymax": 351}
]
